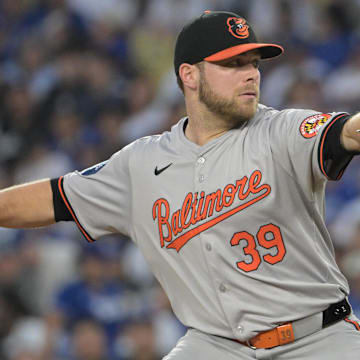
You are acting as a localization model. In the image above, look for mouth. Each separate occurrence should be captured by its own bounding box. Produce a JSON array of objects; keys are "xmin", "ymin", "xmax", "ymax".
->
[{"xmin": 240, "ymin": 91, "xmax": 258, "ymax": 99}]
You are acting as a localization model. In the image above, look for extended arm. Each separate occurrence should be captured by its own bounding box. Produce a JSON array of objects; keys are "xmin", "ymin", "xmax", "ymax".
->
[
  {"xmin": 341, "ymin": 113, "xmax": 360, "ymax": 152},
  {"xmin": 0, "ymin": 179, "xmax": 55, "ymax": 228}
]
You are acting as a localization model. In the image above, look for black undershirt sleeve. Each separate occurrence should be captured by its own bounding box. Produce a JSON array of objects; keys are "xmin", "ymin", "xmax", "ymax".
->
[
  {"xmin": 319, "ymin": 114, "xmax": 360, "ymax": 180},
  {"xmin": 50, "ymin": 178, "xmax": 73, "ymax": 222}
]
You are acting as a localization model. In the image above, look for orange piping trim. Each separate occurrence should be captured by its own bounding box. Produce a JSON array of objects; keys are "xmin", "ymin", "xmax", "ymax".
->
[
  {"xmin": 319, "ymin": 114, "xmax": 348, "ymax": 180},
  {"xmin": 57, "ymin": 176, "xmax": 95, "ymax": 243},
  {"xmin": 345, "ymin": 317, "xmax": 360, "ymax": 331}
]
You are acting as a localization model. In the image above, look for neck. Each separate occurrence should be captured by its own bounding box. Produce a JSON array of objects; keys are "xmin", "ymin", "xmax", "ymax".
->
[{"xmin": 184, "ymin": 101, "xmax": 231, "ymax": 146}]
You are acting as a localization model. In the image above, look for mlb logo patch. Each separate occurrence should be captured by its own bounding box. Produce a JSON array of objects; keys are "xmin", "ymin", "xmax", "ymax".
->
[
  {"xmin": 81, "ymin": 161, "xmax": 108, "ymax": 176},
  {"xmin": 299, "ymin": 113, "xmax": 332, "ymax": 138}
]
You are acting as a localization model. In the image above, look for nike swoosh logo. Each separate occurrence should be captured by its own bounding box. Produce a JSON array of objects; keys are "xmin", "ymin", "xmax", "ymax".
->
[{"xmin": 154, "ymin": 163, "xmax": 173, "ymax": 176}]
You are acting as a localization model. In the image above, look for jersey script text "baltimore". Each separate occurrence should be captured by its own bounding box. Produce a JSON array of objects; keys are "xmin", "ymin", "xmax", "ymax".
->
[{"xmin": 152, "ymin": 170, "xmax": 271, "ymax": 252}]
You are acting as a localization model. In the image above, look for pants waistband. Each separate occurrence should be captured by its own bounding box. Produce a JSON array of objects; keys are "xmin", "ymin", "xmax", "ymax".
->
[{"xmin": 239, "ymin": 298, "xmax": 351, "ymax": 350}]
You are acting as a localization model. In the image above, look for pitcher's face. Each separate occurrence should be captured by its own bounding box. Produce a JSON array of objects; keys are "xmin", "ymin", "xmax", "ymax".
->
[{"xmin": 198, "ymin": 50, "xmax": 261, "ymax": 127}]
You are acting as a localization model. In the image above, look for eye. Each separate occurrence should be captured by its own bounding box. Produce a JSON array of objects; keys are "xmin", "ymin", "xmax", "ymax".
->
[
  {"xmin": 222, "ymin": 58, "xmax": 261, "ymax": 68},
  {"xmin": 225, "ymin": 58, "xmax": 244, "ymax": 67},
  {"xmin": 252, "ymin": 59, "xmax": 260, "ymax": 68},
  {"xmin": 227, "ymin": 60, "xmax": 239, "ymax": 67}
]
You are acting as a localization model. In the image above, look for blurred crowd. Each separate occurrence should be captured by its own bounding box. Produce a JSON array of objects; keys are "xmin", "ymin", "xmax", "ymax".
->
[{"xmin": 1, "ymin": 0, "xmax": 360, "ymax": 359}]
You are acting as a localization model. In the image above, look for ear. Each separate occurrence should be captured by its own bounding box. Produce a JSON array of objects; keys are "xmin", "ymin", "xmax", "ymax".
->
[{"xmin": 179, "ymin": 63, "xmax": 199, "ymax": 91}]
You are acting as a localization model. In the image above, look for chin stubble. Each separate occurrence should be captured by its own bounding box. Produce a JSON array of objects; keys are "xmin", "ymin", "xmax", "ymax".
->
[{"xmin": 198, "ymin": 73, "xmax": 257, "ymax": 128}]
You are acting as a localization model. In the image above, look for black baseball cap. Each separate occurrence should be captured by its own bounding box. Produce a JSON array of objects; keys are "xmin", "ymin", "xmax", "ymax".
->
[{"xmin": 174, "ymin": 10, "xmax": 284, "ymax": 75}]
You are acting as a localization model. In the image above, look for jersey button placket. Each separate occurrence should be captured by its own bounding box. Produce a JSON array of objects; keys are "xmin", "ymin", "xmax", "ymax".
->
[
  {"xmin": 196, "ymin": 156, "xmax": 210, "ymax": 253},
  {"xmin": 236, "ymin": 325, "xmax": 244, "ymax": 334},
  {"xmin": 195, "ymin": 154, "xmax": 217, "ymax": 305},
  {"xmin": 197, "ymin": 157, "xmax": 205, "ymax": 165},
  {"xmin": 196, "ymin": 156, "xmax": 206, "ymax": 183},
  {"xmin": 234, "ymin": 325, "xmax": 246, "ymax": 341}
]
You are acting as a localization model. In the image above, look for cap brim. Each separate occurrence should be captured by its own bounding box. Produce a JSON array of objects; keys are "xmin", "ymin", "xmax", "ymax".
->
[{"xmin": 204, "ymin": 43, "xmax": 284, "ymax": 62}]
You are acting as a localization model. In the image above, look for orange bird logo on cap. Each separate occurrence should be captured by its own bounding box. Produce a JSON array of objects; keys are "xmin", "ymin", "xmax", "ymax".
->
[{"xmin": 227, "ymin": 17, "xmax": 249, "ymax": 39}]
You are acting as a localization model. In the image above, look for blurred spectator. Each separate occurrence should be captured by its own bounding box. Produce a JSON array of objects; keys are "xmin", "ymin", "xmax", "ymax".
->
[
  {"xmin": 66, "ymin": 0, "xmax": 138, "ymax": 27},
  {"xmin": 283, "ymin": 77, "xmax": 326, "ymax": 111},
  {"xmin": 95, "ymin": 107, "xmax": 127, "ymax": 159},
  {"xmin": 0, "ymin": 287, "xmax": 32, "ymax": 359},
  {"xmin": 329, "ymin": 194, "xmax": 360, "ymax": 249},
  {"xmin": 301, "ymin": 2, "xmax": 356, "ymax": 70},
  {"xmin": 3, "ymin": 317, "xmax": 47, "ymax": 360},
  {"xmin": 129, "ymin": 27, "xmax": 173, "ymax": 88},
  {"xmin": 142, "ymin": 0, "xmax": 215, "ymax": 30},
  {"xmin": 116, "ymin": 317, "xmax": 161, "ymax": 360},
  {"xmin": 87, "ymin": 18, "xmax": 130, "ymax": 68},
  {"xmin": 0, "ymin": 83, "xmax": 39, "ymax": 160},
  {"xmin": 150, "ymin": 286, "xmax": 186, "ymax": 357},
  {"xmin": 69, "ymin": 319, "xmax": 109, "ymax": 360},
  {"xmin": 338, "ymin": 220, "xmax": 360, "ymax": 318},
  {"xmin": 47, "ymin": 241, "xmax": 144, "ymax": 357},
  {"xmin": 40, "ymin": 3, "xmax": 88, "ymax": 57},
  {"xmin": 260, "ymin": 45, "xmax": 330, "ymax": 109},
  {"xmin": 13, "ymin": 144, "xmax": 73, "ymax": 183},
  {"xmin": 37, "ymin": 49, "xmax": 90, "ymax": 136},
  {"xmin": 114, "ymin": 284, "xmax": 185, "ymax": 359},
  {"xmin": 324, "ymin": 45, "xmax": 360, "ymax": 113}
]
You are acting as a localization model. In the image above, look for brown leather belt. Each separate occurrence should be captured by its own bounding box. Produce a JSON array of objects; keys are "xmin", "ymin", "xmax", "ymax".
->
[
  {"xmin": 238, "ymin": 298, "xmax": 351, "ymax": 350},
  {"xmin": 239, "ymin": 322, "xmax": 294, "ymax": 349}
]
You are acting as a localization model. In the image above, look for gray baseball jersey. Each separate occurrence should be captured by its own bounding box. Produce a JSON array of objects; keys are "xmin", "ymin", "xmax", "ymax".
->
[{"xmin": 61, "ymin": 104, "xmax": 351, "ymax": 342}]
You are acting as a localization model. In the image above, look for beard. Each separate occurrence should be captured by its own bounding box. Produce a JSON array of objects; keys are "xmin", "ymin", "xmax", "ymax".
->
[{"xmin": 198, "ymin": 71, "xmax": 258, "ymax": 129}]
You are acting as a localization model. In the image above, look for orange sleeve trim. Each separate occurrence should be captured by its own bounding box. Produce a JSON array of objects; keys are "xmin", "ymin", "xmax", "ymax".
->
[
  {"xmin": 318, "ymin": 113, "xmax": 348, "ymax": 180},
  {"xmin": 57, "ymin": 176, "xmax": 95, "ymax": 243},
  {"xmin": 344, "ymin": 317, "xmax": 360, "ymax": 331}
]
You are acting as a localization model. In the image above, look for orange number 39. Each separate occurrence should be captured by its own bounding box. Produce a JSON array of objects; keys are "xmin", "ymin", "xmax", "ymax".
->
[{"xmin": 230, "ymin": 224, "xmax": 286, "ymax": 272}]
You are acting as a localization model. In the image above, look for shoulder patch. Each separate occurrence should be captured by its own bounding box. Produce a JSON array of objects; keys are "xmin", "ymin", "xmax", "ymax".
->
[
  {"xmin": 81, "ymin": 161, "xmax": 108, "ymax": 176},
  {"xmin": 299, "ymin": 113, "xmax": 332, "ymax": 139}
]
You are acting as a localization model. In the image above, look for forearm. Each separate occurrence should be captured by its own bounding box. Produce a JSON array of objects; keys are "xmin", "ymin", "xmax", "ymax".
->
[
  {"xmin": 340, "ymin": 113, "xmax": 360, "ymax": 152},
  {"xmin": 0, "ymin": 179, "xmax": 55, "ymax": 228}
]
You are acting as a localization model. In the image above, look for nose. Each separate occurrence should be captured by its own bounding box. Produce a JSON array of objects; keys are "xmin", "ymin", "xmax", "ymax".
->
[{"xmin": 242, "ymin": 64, "xmax": 260, "ymax": 83}]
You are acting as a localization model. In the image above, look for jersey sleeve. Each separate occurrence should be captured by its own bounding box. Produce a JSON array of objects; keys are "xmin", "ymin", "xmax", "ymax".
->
[
  {"xmin": 318, "ymin": 114, "xmax": 360, "ymax": 180},
  {"xmin": 268, "ymin": 109, "xmax": 352, "ymax": 189},
  {"xmin": 60, "ymin": 145, "xmax": 132, "ymax": 241}
]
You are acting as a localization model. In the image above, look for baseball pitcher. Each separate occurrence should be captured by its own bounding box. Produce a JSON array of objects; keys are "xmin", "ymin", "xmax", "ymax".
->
[{"xmin": 1, "ymin": 10, "xmax": 360, "ymax": 359}]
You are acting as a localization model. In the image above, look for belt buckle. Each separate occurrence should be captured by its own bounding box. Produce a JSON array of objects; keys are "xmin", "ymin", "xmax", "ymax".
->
[
  {"xmin": 247, "ymin": 322, "xmax": 295, "ymax": 350},
  {"xmin": 246, "ymin": 340, "xmax": 257, "ymax": 350}
]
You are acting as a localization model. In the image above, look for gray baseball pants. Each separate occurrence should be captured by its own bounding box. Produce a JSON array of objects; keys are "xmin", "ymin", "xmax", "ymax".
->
[{"xmin": 164, "ymin": 315, "xmax": 360, "ymax": 359}]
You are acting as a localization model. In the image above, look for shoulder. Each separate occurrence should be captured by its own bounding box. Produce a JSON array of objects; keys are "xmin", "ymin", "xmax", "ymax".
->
[
  {"xmin": 251, "ymin": 104, "xmax": 329, "ymax": 134},
  {"xmin": 121, "ymin": 118, "xmax": 184, "ymax": 157},
  {"xmin": 254, "ymin": 104, "xmax": 318, "ymax": 123},
  {"xmin": 122, "ymin": 132, "xmax": 170, "ymax": 161}
]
